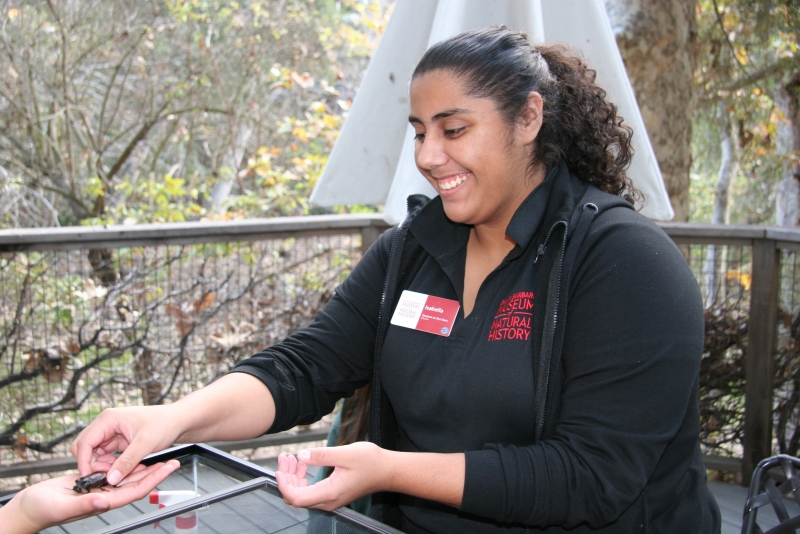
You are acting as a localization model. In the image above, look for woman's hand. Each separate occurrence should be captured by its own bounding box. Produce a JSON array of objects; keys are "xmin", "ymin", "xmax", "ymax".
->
[
  {"xmin": 276, "ymin": 443, "xmax": 465, "ymax": 511},
  {"xmin": 70, "ymin": 405, "xmax": 182, "ymax": 486},
  {"xmin": 71, "ymin": 373, "xmax": 275, "ymax": 486},
  {"xmin": 0, "ymin": 460, "xmax": 179, "ymax": 534},
  {"xmin": 276, "ymin": 442, "xmax": 389, "ymax": 511}
]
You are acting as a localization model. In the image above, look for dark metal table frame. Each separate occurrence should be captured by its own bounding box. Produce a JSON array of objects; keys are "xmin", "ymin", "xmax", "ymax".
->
[{"xmin": 1, "ymin": 443, "xmax": 403, "ymax": 534}]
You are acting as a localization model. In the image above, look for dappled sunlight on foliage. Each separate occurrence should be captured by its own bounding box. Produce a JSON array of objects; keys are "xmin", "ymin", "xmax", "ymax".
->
[
  {"xmin": 0, "ymin": 0, "xmax": 391, "ymax": 228},
  {"xmin": 690, "ymin": 0, "xmax": 798, "ymax": 224}
]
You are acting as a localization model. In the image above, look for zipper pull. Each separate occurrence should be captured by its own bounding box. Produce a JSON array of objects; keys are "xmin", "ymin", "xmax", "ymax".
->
[{"xmin": 534, "ymin": 243, "xmax": 546, "ymax": 264}]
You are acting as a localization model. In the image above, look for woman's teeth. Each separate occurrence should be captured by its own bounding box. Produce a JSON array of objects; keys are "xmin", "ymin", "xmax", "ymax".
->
[{"xmin": 440, "ymin": 173, "xmax": 468, "ymax": 191}]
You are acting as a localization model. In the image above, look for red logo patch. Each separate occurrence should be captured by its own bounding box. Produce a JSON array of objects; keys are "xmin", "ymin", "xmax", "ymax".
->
[{"xmin": 488, "ymin": 291, "xmax": 534, "ymax": 341}]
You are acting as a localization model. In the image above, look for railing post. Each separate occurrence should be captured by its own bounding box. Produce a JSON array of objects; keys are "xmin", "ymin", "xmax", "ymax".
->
[
  {"xmin": 360, "ymin": 226, "xmax": 383, "ymax": 255},
  {"xmin": 743, "ymin": 238, "xmax": 780, "ymax": 485}
]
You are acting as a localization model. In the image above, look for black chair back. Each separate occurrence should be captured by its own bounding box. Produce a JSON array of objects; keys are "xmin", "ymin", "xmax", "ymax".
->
[{"xmin": 742, "ymin": 455, "xmax": 800, "ymax": 534}]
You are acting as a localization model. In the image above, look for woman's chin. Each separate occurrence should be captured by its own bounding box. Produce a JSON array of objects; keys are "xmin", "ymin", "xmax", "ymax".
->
[{"xmin": 440, "ymin": 204, "xmax": 475, "ymax": 226}]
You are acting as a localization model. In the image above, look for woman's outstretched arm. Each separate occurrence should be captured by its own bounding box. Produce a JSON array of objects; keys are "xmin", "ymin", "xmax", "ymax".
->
[{"xmin": 71, "ymin": 373, "xmax": 275, "ymax": 485}]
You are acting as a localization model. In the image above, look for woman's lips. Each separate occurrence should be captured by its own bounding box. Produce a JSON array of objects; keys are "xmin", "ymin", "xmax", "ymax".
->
[{"xmin": 438, "ymin": 172, "xmax": 470, "ymax": 191}]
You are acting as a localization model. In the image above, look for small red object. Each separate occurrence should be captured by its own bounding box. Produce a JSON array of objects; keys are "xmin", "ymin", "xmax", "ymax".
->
[{"xmin": 176, "ymin": 514, "xmax": 198, "ymax": 529}]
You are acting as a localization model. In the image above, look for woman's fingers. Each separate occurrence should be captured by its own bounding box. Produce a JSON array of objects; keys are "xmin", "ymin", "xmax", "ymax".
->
[
  {"xmin": 116, "ymin": 460, "xmax": 177, "ymax": 486},
  {"xmin": 103, "ymin": 460, "xmax": 180, "ymax": 508},
  {"xmin": 106, "ymin": 441, "xmax": 151, "ymax": 485},
  {"xmin": 292, "ymin": 445, "xmax": 361, "ymax": 471},
  {"xmin": 295, "ymin": 447, "xmax": 334, "ymax": 467},
  {"xmin": 89, "ymin": 453, "xmax": 120, "ymax": 474},
  {"xmin": 286, "ymin": 454, "xmax": 298, "ymax": 474},
  {"xmin": 276, "ymin": 443, "xmax": 386, "ymax": 511},
  {"xmin": 277, "ymin": 472, "xmax": 340, "ymax": 510},
  {"xmin": 71, "ymin": 406, "xmax": 179, "ymax": 484},
  {"xmin": 278, "ymin": 453, "xmax": 308, "ymax": 480},
  {"xmin": 72, "ymin": 410, "xmax": 134, "ymax": 477}
]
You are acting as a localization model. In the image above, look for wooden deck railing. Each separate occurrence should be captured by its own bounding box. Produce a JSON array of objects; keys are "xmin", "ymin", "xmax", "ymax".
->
[
  {"xmin": 662, "ymin": 223, "xmax": 800, "ymax": 483},
  {"xmin": 0, "ymin": 216, "xmax": 798, "ymax": 485}
]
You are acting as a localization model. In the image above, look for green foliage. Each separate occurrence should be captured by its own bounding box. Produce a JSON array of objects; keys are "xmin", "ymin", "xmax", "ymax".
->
[
  {"xmin": 690, "ymin": 0, "xmax": 799, "ymax": 224},
  {"xmin": 84, "ymin": 174, "xmax": 204, "ymax": 225},
  {"xmin": 0, "ymin": 0, "xmax": 390, "ymax": 228}
]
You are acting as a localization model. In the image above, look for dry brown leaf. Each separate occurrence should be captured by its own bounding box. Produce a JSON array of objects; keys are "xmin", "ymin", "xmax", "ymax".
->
[
  {"xmin": 209, "ymin": 330, "xmax": 252, "ymax": 350},
  {"xmin": 59, "ymin": 339, "xmax": 80, "ymax": 356},
  {"xmin": 12, "ymin": 435, "xmax": 28, "ymax": 461},
  {"xmin": 42, "ymin": 354, "xmax": 67, "ymax": 383},
  {"xmin": 238, "ymin": 321, "xmax": 256, "ymax": 333},
  {"xmin": 165, "ymin": 304, "xmax": 194, "ymax": 336},
  {"xmin": 194, "ymin": 293, "xmax": 215, "ymax": 312},
  {"xmin": 205, "ymin": 349, "xmax": 222, "ymax": 365},
  {"xmin": 23, "ymin": 349, "xmax": 68, "ymax": 382},
  {"xmin": 208, "ymin": 321, "xmax": 256, "ymax": 350},
  {"xmin": 23, "ymin": 352, "xmax": 37, "ymax": 373}
]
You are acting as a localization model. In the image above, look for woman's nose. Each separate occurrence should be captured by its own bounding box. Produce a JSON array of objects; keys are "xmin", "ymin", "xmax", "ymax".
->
[{"xmin": 414, "ymin": 134, "xmax": 447, "ymax": 171}]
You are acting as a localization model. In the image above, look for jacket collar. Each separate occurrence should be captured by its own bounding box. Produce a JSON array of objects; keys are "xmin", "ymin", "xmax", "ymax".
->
[{"xmin": 407, "ymin": 196, "xmax": 469, "ymax": 260}]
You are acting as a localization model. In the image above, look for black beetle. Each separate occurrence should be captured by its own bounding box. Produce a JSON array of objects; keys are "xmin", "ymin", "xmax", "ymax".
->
[{"xmin": 72, "ymin": 471, "xmax": 110, "ymax": 494}]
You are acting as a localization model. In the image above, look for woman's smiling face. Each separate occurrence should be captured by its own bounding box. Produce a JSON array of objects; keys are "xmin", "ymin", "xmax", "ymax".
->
[{"xmin": 409, "ymin": 70, "xmax": 544, "ymax": 230}]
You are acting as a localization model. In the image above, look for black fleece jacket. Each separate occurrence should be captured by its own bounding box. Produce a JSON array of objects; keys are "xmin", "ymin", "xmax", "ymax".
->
[{"xmin": 232, "ymin": 162, "xmax": 721, "ymax": 533}]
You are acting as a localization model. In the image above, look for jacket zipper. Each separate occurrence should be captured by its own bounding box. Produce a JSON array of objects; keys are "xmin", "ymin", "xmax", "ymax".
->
[
  {"xmin": 533, "ymin": 203, "xmax": 599, "ymax": 441},
  {"xmin": 533, "ymin": 221, "xmax": 566, "ymax": 264},
  {"xmin": 369, "ymin": 210, "xmax": 409, "ymax": 520},
  {"xmin": 534, "ymin": 220, "xmax": 568, "ymax": 441},
  {"xmin": 540, "ymin": 227, "xmax": 568, "ymax": 439},
  {"xmin": 371, "ymin": 222, "xmax": 402, "ymax": 444}
]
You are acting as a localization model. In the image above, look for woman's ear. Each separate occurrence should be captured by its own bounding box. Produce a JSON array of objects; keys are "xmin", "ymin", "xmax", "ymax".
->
[{"xmin": 518, "ymin": 92, "xmax": 544, "ymax": 145}]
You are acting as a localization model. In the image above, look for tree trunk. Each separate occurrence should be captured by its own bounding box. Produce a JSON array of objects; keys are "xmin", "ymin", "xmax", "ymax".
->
[
  {"xmin": 87, "ymin": 248, "xmax": 118, "ymax": 287},
  {"xmin": 775, "ymin": 71, "xmax": 800, "ymax": 228},
  {"xmin": 704, "ymin": 101, "xmax": 738, "ymax": 305},
  {"xmin": 605, "ymin": 0, "xmax": 697, "ymax": 222},
  {"xmin": 135, "ymin": 347, "xmax": 163, "ymax": 406},
  {"xmin": 210, "ymin": 125, "xmax": 252, "ymax": 213}
]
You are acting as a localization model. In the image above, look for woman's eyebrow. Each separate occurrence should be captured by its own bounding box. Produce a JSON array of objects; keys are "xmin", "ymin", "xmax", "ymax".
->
[{"xmin": 408, "ymin": 108, "xmax": 472, "ymax": 125}]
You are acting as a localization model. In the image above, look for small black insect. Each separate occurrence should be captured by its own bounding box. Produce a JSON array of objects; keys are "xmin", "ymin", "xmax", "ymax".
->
[{"xmin": 72, "ymin": 471, "xmax": 110, "ymax": 494}]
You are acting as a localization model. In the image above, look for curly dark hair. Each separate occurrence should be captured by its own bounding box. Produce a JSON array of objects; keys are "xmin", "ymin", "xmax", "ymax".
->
[{"xmin": 412, "ymin": 27, "xmax": 639, "ymax": 204}]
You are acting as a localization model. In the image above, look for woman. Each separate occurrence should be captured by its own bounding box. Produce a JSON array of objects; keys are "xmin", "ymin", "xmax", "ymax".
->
[{"xmin": 73, "ymin": 27, "xmax": 720, "ymax": 532}]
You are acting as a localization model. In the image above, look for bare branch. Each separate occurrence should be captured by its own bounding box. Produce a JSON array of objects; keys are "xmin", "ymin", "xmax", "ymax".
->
[
  {"xmin": 719, "ymin": 54, "xmax": 800, "ymax": 93},
  {"xmin": 25, "ymin": 424, "xmax": 86, "ymax": 453},
  {"xmin": 45, "ymin": 0, "xmax": 76, "ymax": 189},
  {"xmin": 697, "ymin": 54, "xmax": 800, "ymax": 107},
  {"xmin": 98, "ymin": 31, "xmax": 147, "ymax": 141},
  {"xmin": 102, "ymin": 100, "xmax": 170, "ymax": 183}
]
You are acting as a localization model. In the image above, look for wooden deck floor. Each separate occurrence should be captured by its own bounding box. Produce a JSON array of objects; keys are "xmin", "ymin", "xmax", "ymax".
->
[{"xmin": 709, "ymin": 481, "xmax": 748, "ymax": 534}]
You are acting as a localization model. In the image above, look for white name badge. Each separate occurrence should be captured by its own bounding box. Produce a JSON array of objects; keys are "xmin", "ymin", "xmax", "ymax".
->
[{"xmin": 390, "ymin": 290, "xmax": 460, "ymax": 337}]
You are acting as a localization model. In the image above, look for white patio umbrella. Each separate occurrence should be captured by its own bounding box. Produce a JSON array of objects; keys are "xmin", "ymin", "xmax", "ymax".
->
[{"xmin": 309, "ymin": 0, "xmax": 674, "ymax": 223}]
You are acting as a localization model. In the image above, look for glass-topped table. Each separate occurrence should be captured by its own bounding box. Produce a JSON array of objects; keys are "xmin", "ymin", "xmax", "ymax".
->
[{"xmin": 0, "ymin": 444, "xmax": 402, "ymax": 534}]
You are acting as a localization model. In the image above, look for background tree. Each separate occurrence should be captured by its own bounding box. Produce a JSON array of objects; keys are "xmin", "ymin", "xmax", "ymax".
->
[
  {"xmin": 689, "ymin": 0, "xmax": 800, "ymax": 463},
  {"xmin": 0, "ymin": 0, "xmax": 388, "ymax": 229},
  {"xmin": 691, "ymin": 0, "xmax": 799, "ymax": 226},
  {"xmin": 605, "ymin": 0, "xmax": 697, "ymax": 222}
]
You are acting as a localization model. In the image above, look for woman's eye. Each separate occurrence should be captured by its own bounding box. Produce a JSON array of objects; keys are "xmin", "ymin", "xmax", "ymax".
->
[
  {"xmin": 413, "ymin": 132, "xmax": 425, "ymax": 141},
  {"xmin": 444, "ymin": 127, "xmax": 465, "ymax": 137}
]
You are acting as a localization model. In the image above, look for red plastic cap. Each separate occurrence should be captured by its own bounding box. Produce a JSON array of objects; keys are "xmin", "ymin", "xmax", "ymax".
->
[{"xmin": 149, "ymin": 492, "xmax": 159, "ymax": 504}]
